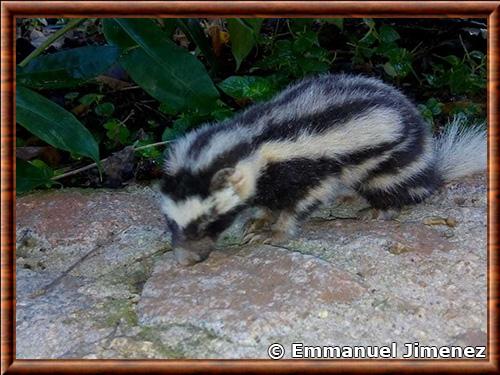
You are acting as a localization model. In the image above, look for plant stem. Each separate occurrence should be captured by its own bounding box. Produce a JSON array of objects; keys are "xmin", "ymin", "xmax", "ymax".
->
[
  {"xmin": 134, "ymin": 140, "xmax": 170, "ymax": 151},
  {"xmin": 51, "ymin": 140, "xmax": 171, "ymax": 181},
  {"xmin": 18, "ymin": 18, "xmax": 86, "ymax": 67}
]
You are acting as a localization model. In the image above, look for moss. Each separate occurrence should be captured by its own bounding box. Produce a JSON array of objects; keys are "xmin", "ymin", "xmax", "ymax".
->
[
  {"xmin": 103, "ymin": 299, "xmax": 139, "ymax": 327},
  {"xmin": 136, "ymin": 326, "xmax": 188, "ymax": 358}
]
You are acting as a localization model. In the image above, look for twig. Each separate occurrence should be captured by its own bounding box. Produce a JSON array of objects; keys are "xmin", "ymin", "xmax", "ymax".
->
[
  {"xmin": 18, "ymin": 18, "xmax": 85, "ymax": 68},
  {"xmin": 458, "ymin": 34, "xmax": 471, "ymax": 62},
  {"xmin": 134, "ymin": 140, "xmax": 171, "ymax": 151},
  {"xmin": 120, "ymin": 110, "xmax": 135, "ymax": 125},
  {"xmin": 51, "ymin": 140, "xmax": 171, "ymax": 181},
  {"xmin": 117, "ymin": 85, "xmax": 141, "ymax": 91}
]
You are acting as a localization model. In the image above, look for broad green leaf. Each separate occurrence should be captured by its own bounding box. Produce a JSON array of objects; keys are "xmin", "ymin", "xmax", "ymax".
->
[
  {"xmin": 17, "ymin": 45, "xmax": 119, "ymax": 89},
  {"xmin": 176, "ymin": 19, "xmax": 218, "ymax": 70},
  {"xmin": 16, "ymin": 86, "xmax": 100, "ymax": 163},
  {"xmin": 16, "ymin": 158, "xmax": 54, "ymax": 193},
  {"xmin": 102, "ymin": 18, "xmax": 136, "ymax": 48},
  {"xmin": 103, "ymin": 18, "xmax": 219, "ymax": 114},
  {"xmin": 227, "ymin": 18, "xmax": 263, "ymax": 70},
  {"xmin": 159, "ymin": 19, "xmax": 177, "ymax": 37}
]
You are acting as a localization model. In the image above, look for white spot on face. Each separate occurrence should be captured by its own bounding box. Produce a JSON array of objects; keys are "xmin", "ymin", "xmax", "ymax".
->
[{"xmin": 161, "ymin": 188, "xmax": 243, "ymax": 229}]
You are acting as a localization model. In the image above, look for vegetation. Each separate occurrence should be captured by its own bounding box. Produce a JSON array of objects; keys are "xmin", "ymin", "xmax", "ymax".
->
[{"xmin": 16, "ymin": 18, "xmax": 486, "ymax": 193}]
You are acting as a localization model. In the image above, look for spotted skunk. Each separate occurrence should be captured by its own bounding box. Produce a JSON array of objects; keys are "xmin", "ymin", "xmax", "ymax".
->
[{"xmin": 160, "ymin": 74, "xmax": 486, "ymax": 265}]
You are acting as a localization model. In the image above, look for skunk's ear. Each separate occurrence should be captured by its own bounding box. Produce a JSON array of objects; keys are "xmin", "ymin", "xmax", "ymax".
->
[{"xmin": 210, "ymin": 168, "xmax": 245, "ymax": 196}]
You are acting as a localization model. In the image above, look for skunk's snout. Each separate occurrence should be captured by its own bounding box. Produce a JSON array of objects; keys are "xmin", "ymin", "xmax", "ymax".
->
[{"xmin": 172, "ymin": 238, "xmax": 214, "ymax": 266}]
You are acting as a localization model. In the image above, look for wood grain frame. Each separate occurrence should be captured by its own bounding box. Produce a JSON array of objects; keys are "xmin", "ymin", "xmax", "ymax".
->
[{"xmin": 1, "ymin": 1, "xmax": 499, "ymax": 374}]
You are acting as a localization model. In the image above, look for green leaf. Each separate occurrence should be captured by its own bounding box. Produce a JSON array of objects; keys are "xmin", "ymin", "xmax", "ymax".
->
[
  {"xmin": 95, "ymin": 102, "xmax": 115, "ymax": 117},
  {"xmin": 176, "ymin": 19, "xmax": 218, "ymax": 70},
  {"xmin": 218, "ymin": 75, "xmax": 277, "ymax": 102},
  {"xmin": 102, "ymin": 18, "xmax": 136, "ymax": 48},
  {"xmin": 162, "ymin": 116, "xmax": 193, "ymax": 142},
  {"xmin": 298, "ymin": 57, "xmax": 329, "ymax": 74},
  {"xmin": 79, "ymin": 93, "xmax": 103, "ymax": 105},
  {"xmin": 293, "ymin": 31, "xmax": 318, "ymax": 54},
  {"xmin": 159, "ymin": 19, "xmax": 177, "ymax": 37},
  {"xmin": 210, "ymin": 101, "xmax": 234, "ymax": 121},
  {"xmin": 16, "ymin": 158, "xmax": 54, "ymax": 193},
  {"xmin": 103, "ymin": 118, "xmax": 130, "ymax": 144},
  {"xmin": 17, "ymin": 45, "xmax": 119, "ymax": 89},
  {"xmin": 383, "ymin": 47, "xmax": 413, "ymax": 78},
  {"xmin": 378, "ymin": 25, "xmax": 400, "ymax": 43},
  {"xmin": 16, "ymin": 86, "xmax": 100, "ymax": 163},
  {"xmin": 383, "ymin": 62, "xmax": 397, "ymax": 77},
  {"xmin": 227, "ymin": 18, "xmax": 263, "ymax": 70},
  {"xmin": 103, "ymin": 18, "xmax": 219, "ymax": 114},
  {"xmin": 64, "ymin": 92, "xmax": 79, "ymax": 101},
  {"xmin": 443, "ymin": 55, "xmax": 461, "ymax": 66},
  {"xmin": 425, "ymin": 98, "xmax": 443, "ymax": 116}
]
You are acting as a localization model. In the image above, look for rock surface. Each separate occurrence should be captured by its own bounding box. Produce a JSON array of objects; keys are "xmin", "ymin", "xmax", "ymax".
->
[{"xmin": 16, "ymin": 175, "xmax": 487, "ymax": 359}]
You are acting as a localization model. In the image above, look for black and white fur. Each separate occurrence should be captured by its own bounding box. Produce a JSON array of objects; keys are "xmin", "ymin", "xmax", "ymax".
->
[{"xmin": 160, "ymin": 73, "xmax": 486, "ymax": 265}]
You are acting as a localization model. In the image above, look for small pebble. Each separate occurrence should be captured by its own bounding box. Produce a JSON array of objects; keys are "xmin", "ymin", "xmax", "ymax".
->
[
  {"xmin": 388, "ymin": 242, "xmax": 413, "ymax": 255},
  {"xmin": 423, "ymin": 216, "xmax": 458, "ymax": 227}
]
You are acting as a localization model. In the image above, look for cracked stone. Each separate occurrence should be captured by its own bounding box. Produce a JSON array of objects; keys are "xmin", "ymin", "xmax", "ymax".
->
[
  {"xmin": 138, "ymin": 246, "xmax": 366, "ymax": 345},
  {"xmin": 16, "ymin": 175, "xmax": 486, "ymax": 358}
]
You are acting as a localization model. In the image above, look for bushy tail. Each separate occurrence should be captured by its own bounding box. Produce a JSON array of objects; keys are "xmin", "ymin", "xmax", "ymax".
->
[{"xmin": 433, "ymin": 116, "xmax": 487, "ymax": 182}]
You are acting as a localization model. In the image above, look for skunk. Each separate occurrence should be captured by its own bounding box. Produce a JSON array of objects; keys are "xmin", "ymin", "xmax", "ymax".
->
[{"xmin": 160, "ymin": 74, "xmax": 486, "ymax": 265}]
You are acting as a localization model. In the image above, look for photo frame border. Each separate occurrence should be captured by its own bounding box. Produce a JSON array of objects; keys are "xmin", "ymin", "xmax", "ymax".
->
[{"xmin": 1, "ymin": 1, "xmax": 498, "ymax": 373}]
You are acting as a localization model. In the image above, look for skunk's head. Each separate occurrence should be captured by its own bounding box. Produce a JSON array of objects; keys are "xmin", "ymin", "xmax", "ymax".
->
[{"xmin": 160, "ymin": 167, "xmax": 248, "ymax": 266}]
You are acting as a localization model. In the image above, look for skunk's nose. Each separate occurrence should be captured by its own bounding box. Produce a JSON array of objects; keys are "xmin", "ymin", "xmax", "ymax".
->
[
  {"xmin": 173, "ymin": 247, "xmax": 210, "ymax": 266},
  {"xmin": 172, "ymin": 238, "xmax": 214, "ymax": 266}
]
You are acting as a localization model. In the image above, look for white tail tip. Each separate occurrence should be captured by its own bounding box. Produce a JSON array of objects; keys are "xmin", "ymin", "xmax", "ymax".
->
[{"xmin": 434, "ymin": 116, "xmax": 487, "ymax": 182}]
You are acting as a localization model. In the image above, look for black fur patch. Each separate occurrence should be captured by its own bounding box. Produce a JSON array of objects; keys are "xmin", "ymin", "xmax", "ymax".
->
[
  {"xmin": 161, "ymin": 171, "xmax": 212, "ymax": 199},
  {"xmin": 206, "ymin": 206, "xmax": 245, "ymax": 239},
  {"xmin": 359, "ymin": 164, "xmax": 442, "ymax": 209},
  {"xmin": 253, "ymin": 158, "xmax": 342, "ymax": 210}
]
